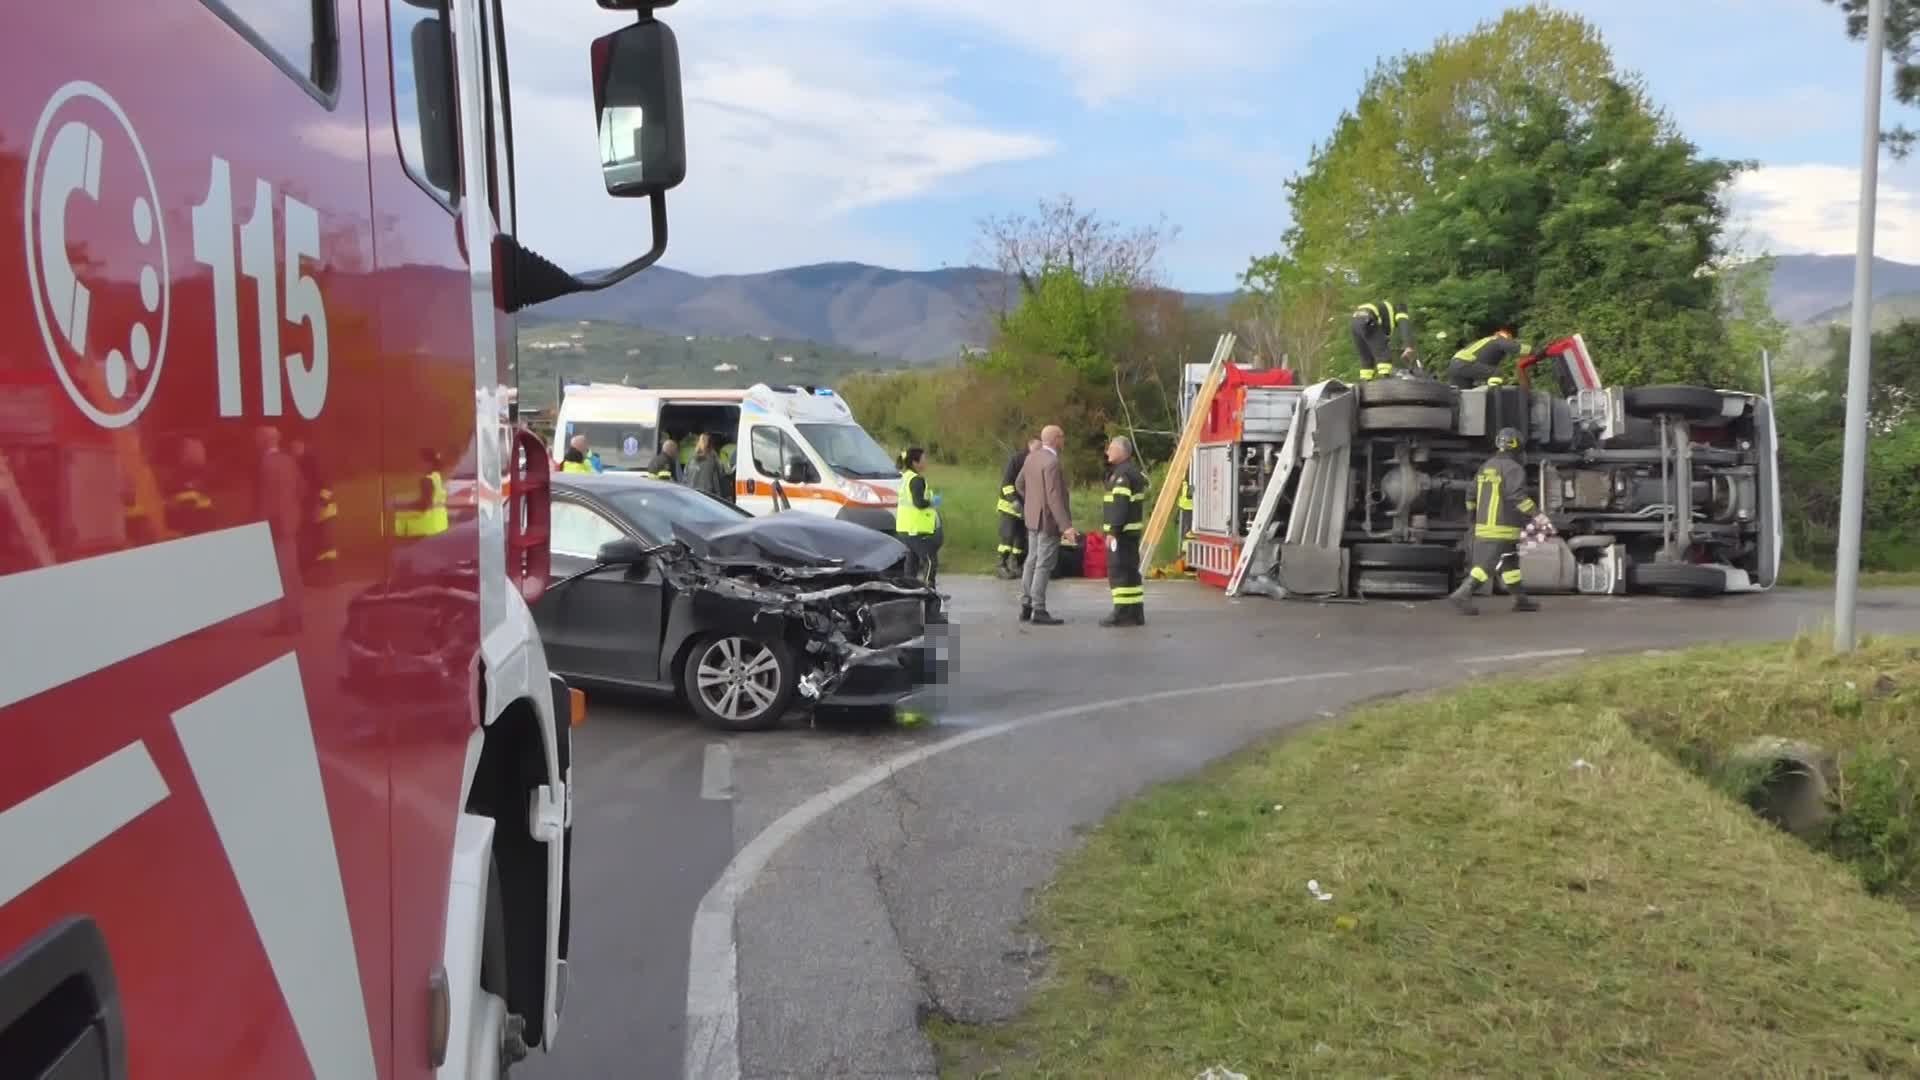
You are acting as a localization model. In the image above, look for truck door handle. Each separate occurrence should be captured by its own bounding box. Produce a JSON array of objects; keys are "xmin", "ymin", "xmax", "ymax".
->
[{"xmin": 0, "ymin": 916, "xmax": 128, "ymax": 1080}]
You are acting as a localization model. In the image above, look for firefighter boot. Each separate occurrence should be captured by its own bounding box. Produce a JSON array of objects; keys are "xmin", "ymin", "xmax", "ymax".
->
[
  {"xmin": 1511, "ymin": 585, "xmax": 1539, "ymax": 613},
  {"xmin": 1449, "ymin": 579, "xmax": 1480, "ymax": 616}
]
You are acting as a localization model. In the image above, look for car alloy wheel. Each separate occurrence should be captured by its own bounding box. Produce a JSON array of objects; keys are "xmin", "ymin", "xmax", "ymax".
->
[{"xmin": 692, "ymin": 636, "xmax": 786, "ymax": 726}]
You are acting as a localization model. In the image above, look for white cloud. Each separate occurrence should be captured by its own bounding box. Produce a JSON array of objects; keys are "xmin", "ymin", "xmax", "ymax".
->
[
  {"xmin": 502, "ymin": 6, "xmax": 1053, "ymax": 275},
  {"xmin": 1728, "ymin": 164, "xmax": 1920, "ymax": 263}
]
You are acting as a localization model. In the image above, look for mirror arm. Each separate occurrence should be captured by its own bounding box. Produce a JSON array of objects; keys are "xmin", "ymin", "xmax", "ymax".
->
[
  {"xmin": 548, "ymin": 561, "xmax": 612, "ymax": 593},
  {"xmin": 503, "ymin": 192, "xmax": 669, "ymax": 313}
]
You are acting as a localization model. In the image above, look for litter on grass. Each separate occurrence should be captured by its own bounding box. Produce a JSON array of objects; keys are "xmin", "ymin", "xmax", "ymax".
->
[{"xmin": 1307, "ymin": 879, "xmax": 1334, "ymax": 902}]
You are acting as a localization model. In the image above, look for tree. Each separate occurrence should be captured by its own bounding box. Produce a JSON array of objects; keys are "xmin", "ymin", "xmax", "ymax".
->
[
  {"xmin": 975, "ymin": 194, "xmax": 1178, "ymax": 306},
  {"xmin": 1362, "ymin": 78, "xmax": 1747, "ymax": 385},
  {"xmin": 1823, "ymin": 0, "xmax": 1920, "ymax": 157},
  {"xmin": 1235, "ymin": 257, "xmax": 1347, "ymax": 380},
  {"xmin": 1277, "ymin": 6, "xmax": 1637, "ymax": 286}
]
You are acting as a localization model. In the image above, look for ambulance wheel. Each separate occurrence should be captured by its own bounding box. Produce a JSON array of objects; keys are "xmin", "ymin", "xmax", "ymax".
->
[
  {"xmin": 1352, "ymin": 568, "xmax": 1452, "ymax": 598},
  {"xmin": 1357, "ymin": 405, "xmax": 1456, "ymax": 432},
  {"xmin": 1358, "ymin": 378, "xmax": 1456, "ymax": 408},
  {"xmin": 1350, "ymin": 542, "xmax": 1456, "ymax": 571},
  {"xmin": 1622, "ymin": 385, "xmax": 1725, "ymax": 421}
]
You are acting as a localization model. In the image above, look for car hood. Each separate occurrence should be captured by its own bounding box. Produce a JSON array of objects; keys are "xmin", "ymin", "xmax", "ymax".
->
[{"xmin": 671, "ymin": 513, "xmax": 910, "ymax": 575}]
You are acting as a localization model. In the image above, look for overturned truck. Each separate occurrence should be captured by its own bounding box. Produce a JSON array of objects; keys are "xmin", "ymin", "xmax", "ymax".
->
[{"xmin": 1181, "ymin": 337, "xmax": 1782, "ymax": 601}]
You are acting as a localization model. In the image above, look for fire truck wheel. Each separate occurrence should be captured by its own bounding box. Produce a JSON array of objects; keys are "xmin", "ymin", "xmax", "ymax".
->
[
  {"xmin": 1628, "ymin": 559, "xmax": 1729, "ymax": 597},
  {"xmin": 1622, "ymin": 385, "xmax": 1725, "ymax": 421},
  {"xmin": 683, "ymin": 634, "xmax": 798, "ymax": 731},
  {"xmin": 1358, "ymin": 378, "xmax": 1457, "ymax": 408},
  {"xmin": 1350, "ymin": 542, "xmax": 1456, "ymax": 571},
  {"xmin": 1352, "ymin": 568, "xmax": 1452, "ymax": 598},
  {"xmin": 1357, "ymin": 405, "xmax": 1456, "ymax": 432}
]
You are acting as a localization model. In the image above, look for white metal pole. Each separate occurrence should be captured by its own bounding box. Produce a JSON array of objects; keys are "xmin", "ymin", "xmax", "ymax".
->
[{"xmin": 1834, "ymin": 0, "xmax": 1889, "ymax": 653}]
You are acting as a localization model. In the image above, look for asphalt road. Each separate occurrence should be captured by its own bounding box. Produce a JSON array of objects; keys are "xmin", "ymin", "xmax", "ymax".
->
[{"xmin": 520, "ymin": 577, "xmax": 1920, "ymax": 1080}]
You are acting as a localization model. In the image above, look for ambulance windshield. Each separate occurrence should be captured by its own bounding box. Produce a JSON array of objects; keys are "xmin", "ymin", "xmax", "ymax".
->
[{"xmin": 796, "ymin": 423, "xmax": 899, "ymax": 480}]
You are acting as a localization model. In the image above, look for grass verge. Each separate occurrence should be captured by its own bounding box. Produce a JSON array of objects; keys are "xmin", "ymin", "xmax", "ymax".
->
[
  {"xmin": 1778, "ymin": 560, "xmax": 1920, "ymax": 589},
  {"xmin": 923, "ymin": 464, "xmax": 1181, "ymax": 576},
  {"xmin": 930, "ymin": 636, "xmax": 1920, "ymax": 1078}
]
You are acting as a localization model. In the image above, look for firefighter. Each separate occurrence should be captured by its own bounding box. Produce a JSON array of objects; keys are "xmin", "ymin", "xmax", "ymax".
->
[
  {"xmin": 1100, "ymin": 436, "xmax": 1148, "ymax": 627},
  {"xmin": 1178, "ymin": 474, "xmax": 1195, "ymax": 540},
  {"xmin": 995, "ymin": 437, "xmax": 1039, "ymax": 579},
  {"xmin": 289, "ymin": 438, "xmax": 339, "ymax": 577},
  {"xmin": 164, "ymin": 437, "xmax": 218, "ymax": 536},
  {"xmin": 1352, "ymin": 299, "xmax": 1417, "ymax": 381},
  {"xmin": 394, "ymin": 449, "xmax": 450, "ymax": 537},
  {"xmin": 645, "ymin": 438, "xmax": 680, "ymax": 481},
  {"xmin": 1446, "ymin": 324, "xmax": 1528, "ymax": 389},
  {"xmin": 560, "ymin": 434, "xmax": 594, "ymax": 474},
  {"xmin": 895, "ymin": 446, "xmax": 940, "ymax": 585},
  {"xmin": 1450, "ymin": 426, "xmax": 1540, "ymax": 615}
]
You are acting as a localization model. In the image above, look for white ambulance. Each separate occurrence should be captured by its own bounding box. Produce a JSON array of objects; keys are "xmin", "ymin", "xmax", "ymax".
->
[{"xmin": 552, "ymin": 383, "xmax": 905, "ymax": 531}]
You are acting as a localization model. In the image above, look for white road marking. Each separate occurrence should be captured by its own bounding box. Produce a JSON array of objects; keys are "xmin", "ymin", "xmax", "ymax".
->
[
  {"xmin": 0, "ymin": 742, "xmax": 168, "ymax": 907},
  {"xmin": 685, "ymin": 651, "xmax": 1584, "ymax": 1079},
  {"xmin": 172, "ymin": 654, "xmax": 378, "ymax": 1080},
  {"xmin": 0, "ymin": 523, "xmax": 283, "ymax": 710},
  {"xmin": 1458, "ymin": 647, "xmax": 1587, "ymax": 664},
  {"xmin": 701, "ymin": 744, "xmax": 734, "ymax": 801}
]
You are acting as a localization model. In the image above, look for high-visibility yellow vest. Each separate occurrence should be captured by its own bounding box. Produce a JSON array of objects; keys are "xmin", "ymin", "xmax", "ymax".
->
[
  {"xmin": 395, "ymin": 471, "xmax": 449, "ymax": 537},
  {"xmin": 1177, "ymin": 479, "xmax": 1193, "ymax": 512},
  {"xmin": 895, "ymin": 469, "xmax": 938, "ymax": 536},
  {"xmin": 996, "ymin": 482, "xmax": 1019, "ymax": 517},
  {"xmin": 560, "ymin": 460, "xmax": 592, "ymax": 474}
]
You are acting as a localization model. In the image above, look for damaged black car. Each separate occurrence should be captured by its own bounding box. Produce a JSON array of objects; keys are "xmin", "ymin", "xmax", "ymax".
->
[{"xmin": 533, "ymin": 474, "xmax": 949, "ymax": 730}]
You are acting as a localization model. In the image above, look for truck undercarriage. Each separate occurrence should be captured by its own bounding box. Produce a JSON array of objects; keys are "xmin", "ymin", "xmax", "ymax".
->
[{"xmin": 1188, "ymin": 337, "xmax": 1782, "ymax": 601}]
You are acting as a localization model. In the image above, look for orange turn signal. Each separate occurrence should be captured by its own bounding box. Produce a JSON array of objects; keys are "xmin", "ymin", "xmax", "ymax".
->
[{"xmin": 568, "ymin": 687, "xmax": 587, "ymax": 728}]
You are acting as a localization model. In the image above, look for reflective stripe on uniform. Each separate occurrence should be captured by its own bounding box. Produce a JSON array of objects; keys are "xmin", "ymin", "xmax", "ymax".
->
[
  {"xmin": 1455, "ymin": 334, "xmax": 1498, "ymax": 362},
  {"xmin": 1473, "ymin": 466, "xmax": 1522, "ymax": 541},
  {"xmin": 1500, "ymin": 567, "xmax": 1524, "ymax": 586},
  {"xmin": 1110, "ymin": 585, "xmax": 1145, "ymax": 606}
]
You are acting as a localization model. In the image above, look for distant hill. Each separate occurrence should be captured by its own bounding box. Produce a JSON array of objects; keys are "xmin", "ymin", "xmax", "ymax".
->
[
  {"xmin": 526, "ymin": 261, "xmax": 1234, "ymax": 363},
  {"xmin": 1766, "ymin": 254, "xmax": 1920, "ymax": 322},
  {"xmin": 517, "ymin": 253, "xmax": 1916, "ymax": 370},
  {"xmin": 513, "ymin": 320, "xmax": 899, "ymax": 412},
  {"xmin": 1780, "ymin": 290, "xmax": 1920, "ymax": 370}
]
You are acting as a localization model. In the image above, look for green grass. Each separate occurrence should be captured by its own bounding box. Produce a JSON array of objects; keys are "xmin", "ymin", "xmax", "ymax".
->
[
  {"xmin": 1778, "ymin": 560, "xmax": 1920, "ymax": 589},
  {"xmin": 924, "ymin": 464, "xmax": 1180, "ymax": 575},
  {"xmin": 931, "ymin": 637, "xmax": 1920, "ymax": 1079}
]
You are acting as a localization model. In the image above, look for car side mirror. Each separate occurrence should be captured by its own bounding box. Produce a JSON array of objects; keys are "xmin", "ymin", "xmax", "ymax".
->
[
  {"xmin": 596, "ymin": 537, "xmax": 649, "ymax": 568},
  {"xmin": 592, "ymin": 19, "xmax": 686, "ymax": 197}
]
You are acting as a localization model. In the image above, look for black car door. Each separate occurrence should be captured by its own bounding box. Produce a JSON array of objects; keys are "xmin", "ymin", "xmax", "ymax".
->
[{"xmin": 534, "ymin": 497, "xmax": 670, "ymax": 686}]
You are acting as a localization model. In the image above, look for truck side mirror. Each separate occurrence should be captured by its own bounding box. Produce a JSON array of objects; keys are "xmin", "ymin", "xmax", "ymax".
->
[{"xmin": 592, "ymin": 19, "xmax": 686, "ymax": 197}]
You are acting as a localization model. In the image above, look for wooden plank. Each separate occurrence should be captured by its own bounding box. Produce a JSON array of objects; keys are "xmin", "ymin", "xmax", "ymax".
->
[{"xmin": 1140, "ymin": 333, "xmax": 1234, "ymax": 576}]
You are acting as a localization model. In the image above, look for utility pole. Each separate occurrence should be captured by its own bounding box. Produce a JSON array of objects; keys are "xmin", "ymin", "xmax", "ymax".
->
[{"xmin": 1834, "ymin": 0, "xmax": 1889, "ymax": 653}]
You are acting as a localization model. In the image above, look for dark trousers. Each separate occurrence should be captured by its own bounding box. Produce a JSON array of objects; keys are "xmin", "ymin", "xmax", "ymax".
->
[
  {"xmin": 997, "ymin": 511, "xmax": 1026, "ymax": 558},
  {"xmin": 902, "ymin": 534, "xmax": 940, "ymax": 587},
  {"xmin": 1351, "ymin": 316, "xmax": 1387, "ymax": 367},
  {"xmin": 1446, "ymin": 359, "xmax": 1496, "ymax": 389},
  {"xmin": 1107, "ymin": 532, "xmax": 1144, "ymax": 617},
  {"xmin": 1465, "ymin": 538, "xmax": 1522, "ymax": 593}
]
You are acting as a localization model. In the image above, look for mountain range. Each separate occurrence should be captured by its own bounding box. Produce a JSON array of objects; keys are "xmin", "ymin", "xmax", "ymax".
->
[{"xmin": 524, "ymin": 254, "xmax": 1920, "ymax": 364}]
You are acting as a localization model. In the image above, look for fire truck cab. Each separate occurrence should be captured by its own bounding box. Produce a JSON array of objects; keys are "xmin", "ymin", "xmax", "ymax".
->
[{"xmin": 2, "ymin": 1, "xmax": 687, "ymax": 1077}]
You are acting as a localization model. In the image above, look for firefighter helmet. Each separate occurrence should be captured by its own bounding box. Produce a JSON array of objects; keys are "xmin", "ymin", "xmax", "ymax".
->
[{"xmin": 1494, "ymin": 427, "xmax": 1521, "ymax": 452}]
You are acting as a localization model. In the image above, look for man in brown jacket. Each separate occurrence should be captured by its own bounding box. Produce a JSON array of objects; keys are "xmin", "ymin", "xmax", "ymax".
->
[{"xmin": 1015, "ymin": 425, "xmax": 1078, "ymax": 624}]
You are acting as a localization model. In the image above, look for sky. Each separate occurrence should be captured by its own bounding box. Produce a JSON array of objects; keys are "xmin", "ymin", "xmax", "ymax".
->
[{"xmin": 502, "ymin": 0, "xmax": 1920, "ymax": 292}]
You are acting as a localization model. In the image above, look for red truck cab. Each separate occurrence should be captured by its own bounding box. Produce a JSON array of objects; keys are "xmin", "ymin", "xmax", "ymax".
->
[{"xmin": 0, "ymin": 2, "xmax": 686, "ymax": 1076}]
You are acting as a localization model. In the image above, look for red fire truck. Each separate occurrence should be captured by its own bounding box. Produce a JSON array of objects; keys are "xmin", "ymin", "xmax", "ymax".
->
[{"xmin": 1, "ymin": 1, "xmax": 686, "ymax": 1076}]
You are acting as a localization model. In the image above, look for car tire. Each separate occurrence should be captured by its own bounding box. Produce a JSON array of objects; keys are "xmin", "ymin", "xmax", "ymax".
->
[
  {"xmin": 1352, "ymin": 568, "xmax": 1452, "ymax": 598},
  {"xmin": 1358, "ymin": 378, "xmax": 1456, "ymax": 408},
  {"xmin": 1622, "ymin": 385, "xmax": 1725, "ymax": 420},
  {"xmin": 1350, "ymin": 542, "xmax": 1457, "ymax": 571},
  {"xmin": 1357, "ymin": 404, "xmax": 1455, "ymax": 432},
  {"xmin": 682, "ymin": 634, "xmax": 798, "ymax": 731},
  {"xmin": 1629, "ymin": 560, "xmax": 1728, "ymax": 597}
]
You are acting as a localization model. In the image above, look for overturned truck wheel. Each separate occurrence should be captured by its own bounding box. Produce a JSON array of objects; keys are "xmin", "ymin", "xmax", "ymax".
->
[
  {"xmin": 1628, "ymin": 560, "xmax": 1728, "ymax": 598},
  {"xmin": 1350, "ymin": 542, "xmax": 1457, "ymax": 571},
  {"xmin": 1357, "ymin": 404, "xmax": 1455, "ymax": 432},
  {"xmin": 1358, "ymin": 378, "xmax": 1457, "ymax": 408},
  {"xmin": 1352, "ymin": 568, "xmax": 1452, "ymax": 599},
  {"xmin": 1622, "ymin": 385, "xmax": 1725, "ymax": 421}
]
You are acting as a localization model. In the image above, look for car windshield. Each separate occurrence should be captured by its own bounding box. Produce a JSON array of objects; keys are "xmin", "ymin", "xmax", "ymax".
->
[
  {"xmin": 598, "ymin": 484, "xmax": 750, "ymax": 544},
  {"xmin": 796, "ymin": 423, "xmax": 899, "ymax": 479}
]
